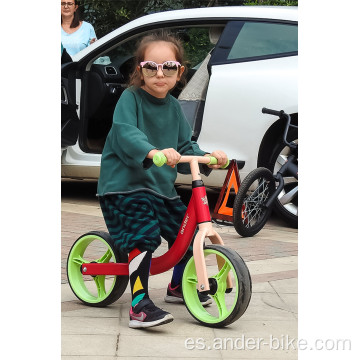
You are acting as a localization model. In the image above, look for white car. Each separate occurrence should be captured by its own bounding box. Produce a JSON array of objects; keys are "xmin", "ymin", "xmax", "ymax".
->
[{"xmin": 61, "ymin": 6, "xmax": 298, "ymax": 225}]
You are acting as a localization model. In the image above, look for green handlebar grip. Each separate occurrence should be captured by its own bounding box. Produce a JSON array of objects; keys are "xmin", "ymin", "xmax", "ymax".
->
[
  {"xmin": 208, "ymin": 157, "xmax": 230, "ymax": 168},
  {"xmin": 208, "ymin": 156, "xmax": 218, "ymax": 165},
  {"xmin": 221, "ymin": 159, "xmax": 230, "ymax": 169},
  {"xmin": 153, "ymin": 152, "xmax": 167, "ymax": 167}
]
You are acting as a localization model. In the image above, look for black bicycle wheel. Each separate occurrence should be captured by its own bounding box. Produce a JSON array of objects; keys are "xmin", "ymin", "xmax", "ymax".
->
[
  {"xmin": 233, "ymin": 167, "xmax": 276, "ymax": 237},
  {"xmin": 67, "ymin": 231, "xmax": 129, "ymax": 307},
  {"xmin": 182, "ymin": 245, "xmax": 252, "ymax": 327}
]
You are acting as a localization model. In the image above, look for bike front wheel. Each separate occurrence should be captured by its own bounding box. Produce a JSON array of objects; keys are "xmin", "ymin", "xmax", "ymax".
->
[
  {"xmin": 182, "ymin": 244, "xmax": 252, "ymax": 327},
  {"xmin": 233, "ymin": 167, "xmax": 276, "ymax": 237},
  {"xmin": 67, "ymin": 231, "xmax": 129, "ymax": 307}
]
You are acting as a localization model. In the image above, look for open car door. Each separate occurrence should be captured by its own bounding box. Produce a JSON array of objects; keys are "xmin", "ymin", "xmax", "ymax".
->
[{"xmin": 61, "ymin": 62, "xmax": 79, "ymax": 148}]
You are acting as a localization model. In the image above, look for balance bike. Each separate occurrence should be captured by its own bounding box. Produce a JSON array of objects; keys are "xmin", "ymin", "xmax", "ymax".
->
[
  {"xmin": 233, "ymin": 108, "xmax": 298, "ymax": 237},
  {"xmin": 67, "ymin": 154, "xmax": 252, "ymax": 327}
]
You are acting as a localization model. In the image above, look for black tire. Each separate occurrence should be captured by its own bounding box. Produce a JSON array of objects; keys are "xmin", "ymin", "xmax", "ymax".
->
[
  {"xmin": 268, "ymin": 133, "xmax": 298, "ymax": 228},
  {"xmin": 233, "ymin": 167, "xmax": 276, "ymax": 237},
  {"xmin": 67, "ymin": 231, "xmax": 129, "ymax": 307},
  {"xmin": 182, "ymin": 244, "xmax": 252, "ymax": 327}
]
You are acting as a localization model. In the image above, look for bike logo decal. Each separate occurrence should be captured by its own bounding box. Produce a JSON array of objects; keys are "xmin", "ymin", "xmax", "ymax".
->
[
  {"xmin": 180, "ymin": 214, "xmax": 189, "ymax": 234},
  {"xmin": 201, "ymin": 196, "xmax": 208, "ymax": 205},
  {"xmin": 130, "ymin": 309, "xmax": 147, "ymax": 321}
]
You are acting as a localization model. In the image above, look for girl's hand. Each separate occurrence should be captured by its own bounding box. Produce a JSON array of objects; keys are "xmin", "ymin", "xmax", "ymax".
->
[
  {"xmin": 161, "ymin": 148, "xmax": 181, "ymax": 168},
  {"xmin": 206, "ymin": 150, "xmax": 228, "ymax": 169},
  {"xmin": 90, "ymin": 38, "xmax": 96, "ymax": 45},
  {"xmin": 147, "ymin": 148, "xmax": 181, "ymax": 168}
]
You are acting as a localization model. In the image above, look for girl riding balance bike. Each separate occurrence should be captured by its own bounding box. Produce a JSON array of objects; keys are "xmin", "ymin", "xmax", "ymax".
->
[{"xmin": 67, "ymin": 32, "xmax": 251, "ymax": 329}]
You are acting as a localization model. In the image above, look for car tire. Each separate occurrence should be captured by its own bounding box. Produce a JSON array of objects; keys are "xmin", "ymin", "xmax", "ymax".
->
[{"xmin": 267, "ymin": 129, "xmax": 298, "ymax": 228}]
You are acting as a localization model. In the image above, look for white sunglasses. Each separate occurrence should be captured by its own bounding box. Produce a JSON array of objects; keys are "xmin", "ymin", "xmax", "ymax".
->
[{"xmin": 140, "ymin": 60, "xmax": 181, "ymax": 77}]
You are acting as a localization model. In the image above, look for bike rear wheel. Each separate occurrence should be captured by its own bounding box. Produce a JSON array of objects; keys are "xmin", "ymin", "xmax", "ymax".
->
[
  {"xmin": 182, "ymin": 244, "xmax": 251, "ymax": 327},
  {"xmin": 233, "ymin": 167, "xmax": 276, "ymax": 237},
  {"xmin": 67, "ymin": 231, "xmax": 129, "ymax": 307}
]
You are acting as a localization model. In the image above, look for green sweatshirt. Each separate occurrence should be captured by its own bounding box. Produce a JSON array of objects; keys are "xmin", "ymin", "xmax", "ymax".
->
[{"xmin": 97, "ymin": 87, "xmax": 207, "ymax": 199}]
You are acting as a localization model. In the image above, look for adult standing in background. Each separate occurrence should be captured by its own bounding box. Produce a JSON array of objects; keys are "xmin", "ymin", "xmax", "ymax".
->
[{"xmin": 61, "ymin": 1, "xmax": 97, "ymax": 56}]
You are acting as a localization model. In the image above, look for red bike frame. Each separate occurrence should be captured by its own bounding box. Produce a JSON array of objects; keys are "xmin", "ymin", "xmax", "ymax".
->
[{"xmin": 81, "ymin": 156, "xmax": 232, "ymax": 293}]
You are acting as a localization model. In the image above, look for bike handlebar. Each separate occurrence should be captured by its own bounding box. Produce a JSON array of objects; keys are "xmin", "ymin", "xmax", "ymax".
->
[
  {"xmin": 262, "ymin": 107, "xmax": 284, "ymax": 117},
  {"xmin": 153, "ymin": 152, "xmax": 230, "ymax": 168},
  {"xmin": 262, "ymin": 107, "xmax": 298, "ymax": 150}
]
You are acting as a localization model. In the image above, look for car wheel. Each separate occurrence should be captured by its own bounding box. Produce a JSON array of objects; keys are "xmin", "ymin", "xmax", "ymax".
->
[{"xmin": 268, "ymin": 129, "xmax": 298, "ymax": 228}]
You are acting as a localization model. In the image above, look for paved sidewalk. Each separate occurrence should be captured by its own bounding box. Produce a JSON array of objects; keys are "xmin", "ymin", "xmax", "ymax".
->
[{"xmin": 61, "ymin": 194, "xmax": 298, "ymax": 359}]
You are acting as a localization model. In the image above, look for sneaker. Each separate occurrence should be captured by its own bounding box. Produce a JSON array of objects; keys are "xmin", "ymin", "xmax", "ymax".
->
[
  {"xmin": 129, "ymin": 298, "xmax": 174, "ymax": 329},
  {"xmin": 164, "ymin": 283, "xmax": 212, "ymax": 306}
]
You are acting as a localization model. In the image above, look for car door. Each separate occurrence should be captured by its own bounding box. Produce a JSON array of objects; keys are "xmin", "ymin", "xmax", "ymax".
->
[
  {"xmin": 61, "ymin": 62, "xmax": 80, "ymax": 148},
  {"xmin": 200, "ymin": 19, "xmax": 298, "ymax": 178}
]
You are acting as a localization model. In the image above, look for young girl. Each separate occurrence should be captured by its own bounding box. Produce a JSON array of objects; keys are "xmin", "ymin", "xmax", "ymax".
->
[{"xmin": 97, "ymin": 32, "xmax": 228, "ymax": 329}]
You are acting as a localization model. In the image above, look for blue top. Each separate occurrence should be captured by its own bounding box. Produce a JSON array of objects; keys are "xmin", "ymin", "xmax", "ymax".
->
[{"xmin": 61, "ymin": 21, "xmax": 96, "ymax": 56}]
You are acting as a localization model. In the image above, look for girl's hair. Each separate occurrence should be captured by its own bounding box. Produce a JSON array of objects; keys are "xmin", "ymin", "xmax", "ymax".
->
[
  {"xmin": 61, "ymin": 0, "xmax": 81, "ymax": 28},
  {"xmin": 129, "ymin": 31, "xmax": 187, "ymax": 89}
]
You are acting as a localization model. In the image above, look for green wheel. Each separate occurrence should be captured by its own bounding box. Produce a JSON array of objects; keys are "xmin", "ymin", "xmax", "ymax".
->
[
  {"xmin": 182, "ymin": 245, "xmax": 251, "ymax": 327},
  {"xmin": 67, "ymin": 231, "xmax": 129, "ymax": 307}
]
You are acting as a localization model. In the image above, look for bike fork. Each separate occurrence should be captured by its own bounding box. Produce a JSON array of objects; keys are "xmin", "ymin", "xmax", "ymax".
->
[
  {"xmin": 192, "ymin": 222, "xmax": 233, "ymax": 294},
  {"xmin": 188, "ymin": 159, "xmax": 233, "ymax": 294}
]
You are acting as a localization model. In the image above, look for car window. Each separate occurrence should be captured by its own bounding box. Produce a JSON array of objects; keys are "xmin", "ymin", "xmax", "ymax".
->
[
  {"xmin": 92, "ymin": 26, "xmax": 223, "ymax": 71},
  {"xmin": 228, "ymin": 22, "xmax": 298, "ymax": 60},
  {"xmin": 94, "ymin": 39, "xmax": 138, "ymax": 66},
  {"xmin": 180, "ymin": 27, "xmax": 220, "ymax": 68}
]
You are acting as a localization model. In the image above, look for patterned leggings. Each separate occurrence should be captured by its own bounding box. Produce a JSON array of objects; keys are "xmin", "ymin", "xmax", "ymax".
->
[{"xmin": 99, "ymin": 191, "xmax": 193, "ymax": 261}]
